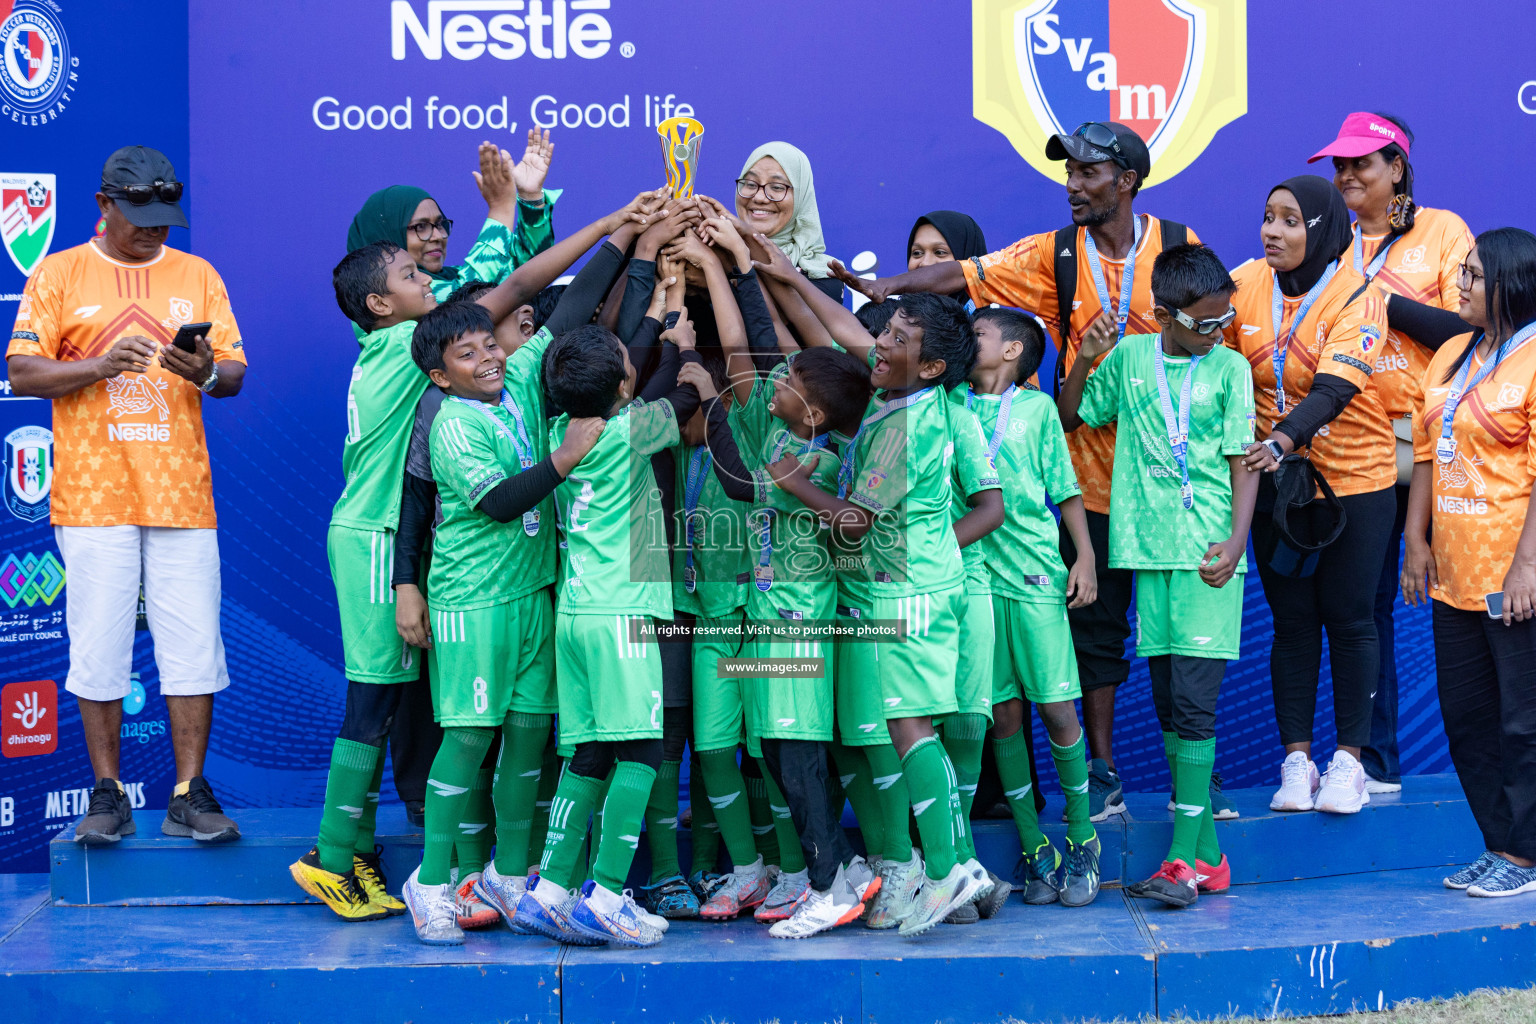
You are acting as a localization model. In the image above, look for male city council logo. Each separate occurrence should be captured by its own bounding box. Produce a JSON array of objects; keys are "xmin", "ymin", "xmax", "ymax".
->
[
  {"xmin": 973, "ymin": 0, "xmax": 1247, "ymax": 187},
  {"xmin": 4, "ymin": 424, "xmax": 51, "ymax": 523},
  {"xmin": 0, "ymin": 0, "xmax": 76, "ymax": 123},
  {"xmin": 0, "ymin": 173, "xmax": 54, "ymax": 276}
]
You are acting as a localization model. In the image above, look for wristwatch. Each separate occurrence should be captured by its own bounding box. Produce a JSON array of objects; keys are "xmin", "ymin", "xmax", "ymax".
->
[
  {"xmin": 1262, "ymin": 438, "xmax": 1285, "ymax": 461},
  {"xmin": 197, "ymin": 364, "xmax": 219, "ymax": 394}
]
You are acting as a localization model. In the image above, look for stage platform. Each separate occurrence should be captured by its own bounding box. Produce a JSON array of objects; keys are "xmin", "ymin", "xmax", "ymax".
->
[{"xmin": 7, "ymin": 775, "xmax": 1535, "ymax": 1023}]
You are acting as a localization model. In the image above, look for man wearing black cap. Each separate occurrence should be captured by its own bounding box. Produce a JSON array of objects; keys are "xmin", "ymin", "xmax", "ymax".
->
[
  {"xmin": 7, "ymin": 145, "xmax": 248, "ymax": 846},
  {"xmin": 835, "ymin": 122, "xmax": 1203, "ymax": 823}
]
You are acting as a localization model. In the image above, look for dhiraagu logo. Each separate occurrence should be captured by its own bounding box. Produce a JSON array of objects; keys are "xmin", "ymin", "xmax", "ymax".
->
[{"xmin": 972, "ymin": 0, "xmax": 1247, "ymax": 186}]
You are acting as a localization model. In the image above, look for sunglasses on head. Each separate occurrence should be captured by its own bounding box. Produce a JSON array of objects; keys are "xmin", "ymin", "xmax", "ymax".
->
[
  {"xmin": 1070, "ymin": 122, "xmax": 1132, "ymax": 170},
  {"xmin": 1167, "ymin": 305, "xmax": 1237, "ymax": 336},
  {"xmin": 102, "ymin": 180, "xmax": 183, "ymax": 206}
]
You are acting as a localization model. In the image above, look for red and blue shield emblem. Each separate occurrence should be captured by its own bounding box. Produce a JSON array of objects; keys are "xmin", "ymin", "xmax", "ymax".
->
[
  {"xmin": 4, "ymin": 425, "xmax": 52, "ymax": 523},
  {"xmin": 974, "ymin": 0, "xmax": 1247, "ymax": 187}
]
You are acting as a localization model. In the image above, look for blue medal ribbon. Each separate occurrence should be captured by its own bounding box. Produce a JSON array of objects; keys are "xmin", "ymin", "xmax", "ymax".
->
[
  {"xmin": 966, "ymin": 384, "xmax": 1018, "ymax": 460},
  {"xmin": 1083, "ymin": 214, "xmax": 1143, "ymax": 345},
  {"xmin": 1269, "ymin": 262, "xmax": 1339, "ymax": 416},
  {"xmin": 1152, "ymin": 341, "xmax": 1201, "ymax": 510},
  {"xmin": 1352, "ymin": 227, "xmax": 1396, "ymax": 282},
  {"xmin": 451, "ymin": 390, "xmax": 541, "ymax": 536},
  {"xmin": 1437, "ymin": 324, "xmax": 1536, "ymax": 463},
  {"xmin": 682, "ymin": 446, "xmax": 711, "ymax": 593}
]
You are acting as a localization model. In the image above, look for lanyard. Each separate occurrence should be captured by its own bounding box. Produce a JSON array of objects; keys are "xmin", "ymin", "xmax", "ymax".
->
[
  {"xmin": 1083, "ymin": 214, "xmax": 1143, "ymax": 344},
  {"xmin": 1352, "ymin": 228, "xmax": 1395, "ymax": 282},
  {"xmin": 1437, "ymin": 324, "xmax": 1536, "ymax": 463},
  {"xmin": 682, "ymin": 446, "xmax": 711, "ymax": 593},
  {"xmin": 757, "ymin": 431, "xmax": 828, "ymax": 591},
  {"xmin": 838, "ymin": 387, "xmax": 934, "ymax": 499},
  {"xmin": 449, "ymin": 391, "xmax": 540, "ymax": 536},
  {"xmin": 966, "ymin": 384, "xmax": 1018, "ymax": 461},
  {"xmin": 1269, "ymin": 262, "xmax": 1338, "ymax": 416},
  {"xmin": 1152, "ymin": 342, "xmax": 1201, "ymax": 510}
]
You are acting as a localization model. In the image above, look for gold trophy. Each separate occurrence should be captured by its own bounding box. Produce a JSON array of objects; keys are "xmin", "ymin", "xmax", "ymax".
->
[{"xmin": 657, "ymin": 116, "xmax": 704, "ymax": 197}]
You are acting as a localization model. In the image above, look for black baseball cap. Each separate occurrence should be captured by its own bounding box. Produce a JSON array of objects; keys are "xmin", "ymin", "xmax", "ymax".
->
[
  {"xmin": 1046, "ymin": 121, "xmax": 1152, "ymax": 188},
  {"xmin": 100, "ymin": 145, "xmax": 188, "ymax": 229}
]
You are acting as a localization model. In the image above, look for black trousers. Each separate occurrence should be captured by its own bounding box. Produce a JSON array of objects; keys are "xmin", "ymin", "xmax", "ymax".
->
[
  {"xmin": 1059, "ymin": 509, "xmax": 1134, "ymax": 691},
  {"xmin": 1148, "ymin": 655, "xmax": 1225, "ymax": 742},
  {"xmin": 1252, "ymin": 483, "xmax": 1395, "ymax": 748},
  {"xmin": 389, "ymin": 665, "xmax": 440, "ymax": 806},
  {"xmin": 1433, "ymin": 601, "xmax": 1536, "ymax": 861},
  {"xmin": 759, "ymin": 738, "xmax": 856, "ymax": 891}
]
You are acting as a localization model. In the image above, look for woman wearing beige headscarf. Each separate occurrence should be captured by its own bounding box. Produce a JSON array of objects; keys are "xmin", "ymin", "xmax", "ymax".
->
[{"xmin": 733, "ymin": 141, "xmax": 842, "ymax": 300}]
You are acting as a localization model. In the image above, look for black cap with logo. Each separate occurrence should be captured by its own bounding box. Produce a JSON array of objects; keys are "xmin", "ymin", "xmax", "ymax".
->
[
  {"xmin": 1045, "ymin": 121, "xmax": 1152, "ymax": 188},
  {"xmin": 100, "ymin": 145, "xmax": 188, "ymax": 229}
]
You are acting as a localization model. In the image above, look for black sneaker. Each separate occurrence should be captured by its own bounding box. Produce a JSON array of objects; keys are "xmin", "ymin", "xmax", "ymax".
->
[
  {"xmin": 74, "ymin": 779, "xmax": 135, "ymax": 845},
  {"xmin": 405, "ymin": 801, "xmax": 425, "ymax": 829},
  {"xmin": 162, "ymin": 776, "xmax": 240, "ymax": 842},
  {"xmin": 944, "ymin": 899, "xmax": 979, "ymax": 924}
]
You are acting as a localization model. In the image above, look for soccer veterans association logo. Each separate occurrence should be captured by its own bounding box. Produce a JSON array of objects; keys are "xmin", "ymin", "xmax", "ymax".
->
[
  {"xmin": 0, "ymin": 0, "xmax": 77, "ymax": 125},
  {"xmin": 0, "ymin": 173, "xmax": 55, "ymax": 277},
  {"xmin": 972, "ymin": 0, "xmax": 1247, "ymax": 186},
  {"xmin": 4, "ymin": 425, "xmax": 51, "ymax": 522}
]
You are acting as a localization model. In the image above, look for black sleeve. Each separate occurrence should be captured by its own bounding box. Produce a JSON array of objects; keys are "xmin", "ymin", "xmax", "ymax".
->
[
  {"xmin": 1386, "ymin": 293, "xmax": 1471, "ymax": 352},
  {"xmin": 393, "ymin": 471, "xmax": 437, "ymax": 587},
  {"xmin": 731, "ymin": 269, "xmax": 779, "ymax": 359},
  {"xmin": 638, "ymin": 340, "xmax": 680, "ymax": 403},
  {"xmin": 660, "ymin": 350, "xmax": 704, "ymax": 425},
  {"xmin": 476, "ymin": 457, "xmax": 564, "ymax": 524},
  {"xmin": 809, "ymin": 275, "xmax": 844, "ymax": 302},
  {"xmin": 544, "ymin": 240, "xmax": 628, "ymax": 338},
  {"xmin": 1273, "ymin": 373, "xmax": 1360, "ymax": 448},
  {"xmin": 627, "ymin": 315, "xmax": 665, "ymax": 389},
  {"xmin": 616, "ymin": 258, "xmax": 657, "ymax": 344},
  {"xmin": 700, "ymin": 395, "xmax": 755, "ymax": 502}
]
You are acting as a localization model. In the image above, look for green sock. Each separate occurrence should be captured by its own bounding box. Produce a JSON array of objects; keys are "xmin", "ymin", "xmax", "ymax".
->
[
  {"xmin": 593, "ymin": 761, "xmax": 658, "ymax": 892},
  {"xmin": 491, "ymin": 712, "xmax": 550, "ymax": 876},
  {"xmin": 993, "ymin": 729, "xmax": 1047, "ymax": 852},
  {"xmin": 455, "ymin": 767, "xmax": 495, "ymax": 873},
  {"xmin": 831, "ymin": 744, "xmax": 884, "ymax": 860},
  {"xmin": 762, "ymin": 762, "xmax": 806, "ymax": 873},
  {"xmin": 1051, "ymin": 732, "xmax": 1096, "ymax": 846},
  {"xmin": 646, "ymin": 760, "xmax": 682, "ymax": 882},
  {"xmin": 421, "ymin": 727, "xmax": 493, "ymax": 885},
  {"xmin": 588, "ymin": 770, "xmax": 613, "ymax": 881},
  {"xmin": 688, "ymin": 755, "xmax": 721, "ymax": 875},
  {"xmin": 745, "ymin": 763, "xmax": 778, "ymax": 865},
  {"xmin": 350, "ymin": 754, "xmax": 387, "ymax": 859},
  {"xmin": 1170, "ymin": 737, "xmax": 1216, "ymax": 865},
  {"xmin": 317, "ymin": 738, "xmax": 381, "ymax": 874},
  {"xmin": 867, "ymin": 743, "xmax": 911, "ymax": 862},
  {"xmin": 941, "ymin": 714, "xmax": 986, "ymax": 863},
  {"xmin": 539, "ymin": 770, "xmax": 603, "ymax": 892},
  {"xmin": 527, "ymin": 742, "xmax": 560, "ymax": 871},
  {"xmin": 901, "ymin": 736, "xmax": 960, "ymax": 880},
  {"xmin": 1162, "ymin": 730, "xmax": 1178, "ymax": 771},
  {"xmin": 698, "ymin": 747, "xmax": 756, "ymax": 869}
]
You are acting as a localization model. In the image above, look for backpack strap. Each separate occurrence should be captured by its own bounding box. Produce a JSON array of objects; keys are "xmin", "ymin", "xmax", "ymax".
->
[
  {"xmin": 1160, "ymin": 218, "xmax": 1188, "ymax": 251},
  {"xmin": 1052, "ymin": 225, "xmax": 1076, "ymax": 396}
]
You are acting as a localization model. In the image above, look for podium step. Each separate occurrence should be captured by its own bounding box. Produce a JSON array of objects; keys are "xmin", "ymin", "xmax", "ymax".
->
[{"xmin": 47, "ymin": 776, "xmax": 1477, "ymax": 907}]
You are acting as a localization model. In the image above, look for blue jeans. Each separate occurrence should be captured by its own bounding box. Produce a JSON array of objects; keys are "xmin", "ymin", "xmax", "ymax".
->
[{"xmin": 1362, "ymin": 485, "xmax": 1410, "ymax": 784}]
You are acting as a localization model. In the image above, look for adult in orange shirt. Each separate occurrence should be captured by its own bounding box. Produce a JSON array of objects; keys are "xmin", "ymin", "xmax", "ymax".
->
[
  {"xmin": 836, "ymin": 122, "xmax": 1199, "ymax": 819},
  {"xmin": 6, "ymin": 147, "xmax": 247, "ymax": 846},
  {"xmin": 1309, "ymin": 111, "xmax": 1475, "ymax": 795},
  {"xmin": 1230, "ymin": 175, "xmax": 1395, "ymax": 817},
  {"xmin": 1402, "ymin": 228, "xmax": 1536, "ymax": 898}
]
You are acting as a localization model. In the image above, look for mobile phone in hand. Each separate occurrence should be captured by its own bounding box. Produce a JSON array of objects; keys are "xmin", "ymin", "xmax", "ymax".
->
[
  {"xmin": 1486, "ymin": 592, "xmax": 1505, "ymax": 619},
  {"xmin": 171, "ymin": 321, "xmax": 213, "ymax": 353}
]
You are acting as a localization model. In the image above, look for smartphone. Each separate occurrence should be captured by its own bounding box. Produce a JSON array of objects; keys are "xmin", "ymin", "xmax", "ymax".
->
[
  {"xmin": 1486, "ymin": 592, "xmax": 1504, "ymax": 619},
  {"xmin": 171, "ymin": 321, "xmax": 213, "ymax": 353}
]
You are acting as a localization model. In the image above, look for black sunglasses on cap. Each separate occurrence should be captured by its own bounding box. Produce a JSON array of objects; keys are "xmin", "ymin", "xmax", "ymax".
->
[
  {"xmin": 102, "ymin": 180, "xmax": 184, "ymax": 206},
  {"xmin": 1070, "ymin": 122, "xmax": 1131, "ymax": 170}
]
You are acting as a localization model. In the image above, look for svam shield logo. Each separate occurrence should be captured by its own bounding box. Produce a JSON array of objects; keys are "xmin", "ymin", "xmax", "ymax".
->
[
  {"xmin": 4, "ymin": 424, "xmax": 52, "ymax": 523},
  {"xmin": 0, "ymin": 172, "xmax": 56, "ymax": 277},
  {"xmin": 973, "ymin": 0, "xmax": 1246, "ymax": 187}
]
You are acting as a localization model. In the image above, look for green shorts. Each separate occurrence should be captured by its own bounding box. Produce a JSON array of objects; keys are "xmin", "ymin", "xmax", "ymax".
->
[
  {"xmin": 691, "ymin": 612, "xmax": 750, "ymax": 752},
  {"xmin": 429, "ymin": 589, "xmax": 557, "ymax": 727},
  {"xmin": 834, "ymin": 598, "xmax": 886, "ymax": 746},
  {"xmin": 991, "ymin": 595, "xmax": 1081, "ymax": 706},
  {"xmin": 327, "ymin": 524, "xmax": 419, "ymax": 684},
  {"xmin": 556, "ymin": 614, "xmax": 664, "ymax": 746},
  {"xmin": 952, "ymin": 588, "xmax": 994, "ymax": 719},
  {"xmin": 743, "ymin": 588, "xmax": 834, "ymax": 745},
  {"xmin": 1134, "ymin": 569, "xmax": 1244, "ymax": 660},
  {"xmin": 871, "ymin": 585, "xmax": 965, "ymax": 720}
]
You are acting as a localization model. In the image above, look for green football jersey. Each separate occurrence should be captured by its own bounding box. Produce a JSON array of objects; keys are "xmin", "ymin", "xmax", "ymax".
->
[
  {"xmin": 1077, "ymin": 333, "xmax": 1255, "ymax": 570},
  {"xmin": 552, "ymin": 398, "xmax": 681, "ymax": 617},
  {"xmin": 961, "ymin": 386, "xmax": 1082, "ymax": 603},
  {"xmin": 331, "ymin": 320, "xmax": 430, "ymax": 532},
  {"xmin": 747, "ymin": 425, "xmax": 841, "ymax": 606},
  {"xmin": 672, "ymin": 436, "xmax": 751, "ymax": 620},
  {"xmin": 945, "ymin": 394, "xmax": 1004, "ymax": 596}
]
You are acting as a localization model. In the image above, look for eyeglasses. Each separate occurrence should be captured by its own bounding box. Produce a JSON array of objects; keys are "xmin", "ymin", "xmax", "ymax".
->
[
  {"xmin": 1169, "ymin": 305, "xmax": 1237, "ymax": 335},
  {"xmin": 1070, "ymin": 122, "xmax": 1132, "ymax": 171},
  {"xmin": 101, "ymin": 180, "xmax": 183, "ymax": 205},
  {"xmin": 1457, "ymin": 261, "xmax": 1484, "ymax": 286},
  {"xmin": 736, "ymin": 178, "xmax": 792, "ymax": 203},
  {"xmin": 407, "ymin": 217, "xmax": 453, "ymax": 241}
]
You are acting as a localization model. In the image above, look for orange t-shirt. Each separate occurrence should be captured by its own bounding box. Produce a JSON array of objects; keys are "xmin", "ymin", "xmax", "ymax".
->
[
  {"xmin": 961, "ymin": 215, "xmax": 1198, "ymax": 514},
  {"xmin": 1227, "ymin": 259, "xmax": 1395, "ymax": 497},
  {"xmin": 1414, "ymin": 331, "xmax": 1536, "ymax": 612},
  {"xmin": 6, "ymin": 241, "xmax": 246, "ymax": 528},
  {"xmin": 1354, "ymin": 207, "xmax": 1474, "ymax": 419}
]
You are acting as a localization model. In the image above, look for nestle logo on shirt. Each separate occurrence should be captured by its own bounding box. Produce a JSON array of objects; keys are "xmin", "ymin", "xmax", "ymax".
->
[{"xmin": 108, "ymin": 423, "xmax": 171, "ymax": 442}]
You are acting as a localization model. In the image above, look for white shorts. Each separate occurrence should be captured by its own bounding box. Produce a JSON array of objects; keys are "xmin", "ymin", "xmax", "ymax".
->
[{"xmin": 54, "ymin": 526, "xmax": 230, "ymax": 701}]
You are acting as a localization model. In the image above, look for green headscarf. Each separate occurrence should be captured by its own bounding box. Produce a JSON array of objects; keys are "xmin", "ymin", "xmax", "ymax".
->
[
  {"xmin": 739, "ymin": 142, "xmax": 833, "ymax": 279},
  {"xmin": 346, "ymin": 185, "xmax": 459, "ymax": 282}
]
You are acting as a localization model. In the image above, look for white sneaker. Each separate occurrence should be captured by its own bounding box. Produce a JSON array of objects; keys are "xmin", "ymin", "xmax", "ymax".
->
[
  {"xmin": 961, "ymin": 857, "xmax": 996, "ymax": 905},
  {"xmin": 623, "ymin": 888, "xmax": 670, "ymax": 933},
  {"xmin": 897, "ymin": 862, "xmax": 983, "ymax": 938},
  {"xmin": 402, "ymin": 867, "xmax": 464, "ymax": 945},
  {"xmin": 1269, "ymin": 751, "xmax": 1320, "ymax": 811},
  {"xmin": 769, "ymin": 866, "xmax": 864, "ymax": 939},
  {"xmin": 1315, "ymin": 750, "xmax": 1370, "ymax": 814},
  {"xmin": 1364, "ymin": 778, "xmax": 1402, "ymax": 794},
  {"xmin": 865, "ymin": 851, "xmax": 923, "ymax": 929},
  {"xmin": 843, "ymin": 855, "xmax": 880, "ymax": 904},
  {"xmin": 568, "ymin": 880, "xmax": 664, "ymax": 948},
  {"xmin": 472, "ymin": 862, "xmax": 527, "ymax": 931}
]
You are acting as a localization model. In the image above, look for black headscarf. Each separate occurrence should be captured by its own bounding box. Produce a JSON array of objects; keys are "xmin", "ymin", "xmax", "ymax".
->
[
  {"xmin": 1269, "ymin": 175, "xmax": 1352, "ymax": 297},
  {"xmin": 907, "ymin": 210, "xmax": 988, "ymax": 262}
]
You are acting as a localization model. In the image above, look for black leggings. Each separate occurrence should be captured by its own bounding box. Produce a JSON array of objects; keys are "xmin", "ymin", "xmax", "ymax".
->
[
  {"xmin": 758, "ymin": 738, "xmax": 855, "ymax": 891},
  {"xmin": 1148, "ymin": 656, "xmax": 1225, "ymax": 742},
  {"xmin": 1252, "ymin": 482, "xmax": 1395, "ymax": 748}
]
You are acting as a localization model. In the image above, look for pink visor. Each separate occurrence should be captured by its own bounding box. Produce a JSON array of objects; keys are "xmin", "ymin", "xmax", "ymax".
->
[{"xmin": 1308, "ymin": 112, "xmax": 1409, "ymax": 163}]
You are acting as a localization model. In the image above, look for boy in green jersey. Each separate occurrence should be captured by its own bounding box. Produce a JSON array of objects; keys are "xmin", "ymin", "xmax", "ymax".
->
[
  {"xmin": 756, "ymin": 243, "xmax": 1006, "ymax": 938},
  {"xmin": 1059, "ymin": 244, "xmax": 1259, "ymax": 909},
  {"xmin": 513, "ymin": 311, "xmax": 705, "ymax": 948},
  {"xmin": 961, "ymin": 308, "xmax": 1103, "ymax": 909},
  {"xmin": 681, "ymin": 348, "xmax": 884, "ymax": 939}
]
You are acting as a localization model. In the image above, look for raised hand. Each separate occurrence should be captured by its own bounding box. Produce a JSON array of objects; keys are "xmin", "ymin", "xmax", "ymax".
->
[
  {"xmin": 750, "ymin": 234, "xmax": 799, "ymax": 283},
  {"xmin": 638, "ymin": 198, "xmax": 704, "ymax": 257},
  {"xmin": 829, "ymin": 259, "xmax": 888, "ymax": 303},
  {"xmin": 1077, "ymin": 312, "xmax": 1118, "ymax": 365},
  {"xmin": 663, "ymin": 230, "xmax": 721, "ymax": 270},
  {"xmin": 512, "ymin": 128, "xmax": 554, "ymax": 200},
  {"xmin": 474, "ymin": 141, "xmax": 517, "ymax": 220},
  {"xmin": 677, "ymin": 360, "xmax": 718, "ymax": 400},
  {"xmin": 661, "ymin": 304, "xmax": 697, "ymax": 349},
  {"xmin": 605, "ymin": 187, "xmax": 668, "ymax": 235},
  {"xmin": 702, "ymin": 215, "xmax": 751, "ymax": 273}
]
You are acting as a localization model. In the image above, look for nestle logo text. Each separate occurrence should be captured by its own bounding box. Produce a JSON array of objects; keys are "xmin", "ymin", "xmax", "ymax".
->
[{"xmin": 392, "ymin": 1, "xmax": 615, "ymax": 61}]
